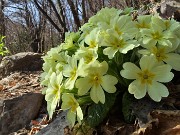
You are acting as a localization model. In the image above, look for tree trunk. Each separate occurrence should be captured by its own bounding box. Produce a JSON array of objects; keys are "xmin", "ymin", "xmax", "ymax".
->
[
  {"xmin": 0, "ymin": 0, "xmax": 5, "ymax": 36},
  {"xmin": 67, "ymin": 0, "xmax": 81, "ymax": 30},
  {"xmin": 82, "ymin": 0, "xmax": 88, "ymax": 23}
]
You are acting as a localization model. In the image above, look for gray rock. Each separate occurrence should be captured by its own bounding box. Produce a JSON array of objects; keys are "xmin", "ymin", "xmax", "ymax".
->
[
  {"xmin": 0, "ymin": 93, "xmax": 44, "ymax": 135},
  {"xmin": 160, "ymin": 0, "xmax": 180, "ymax": 19},
  {"xmin": 0, "ymin": 52, "xmax": 43, "ymax": 79},
  {"xmin": 36, "ymin": 111, "xmax": 69, "ymax": 135}
]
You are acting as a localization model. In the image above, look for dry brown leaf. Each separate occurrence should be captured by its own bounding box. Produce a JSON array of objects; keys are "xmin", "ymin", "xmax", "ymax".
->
[
  {"xmin": 8, "ymin": 81, "xmax": 17, "ymax": 87},
  {"xmin": 0, "ymin": 84, "xmax": 4, "ymax": 91},
  {"xmin": 31, "ymin": 120, "xmax": 40, "ymax": 126},
  {"xmin": 29, "ymin": 126, "xmax": 41, "ymax": 135},
  {"xmin": 162, "ymin": 125, "xmax": 180, "ymax": 135},
  {"xmin": 150, "ymin": 110, "xmax": 180, "ymax": 135},
  {"xmin": 133, "ymin": 118, "xmax": 159, "ymax": 135},
  {"xmin": 133, "ymin": 110, "xmax": 180, "ymax": 135}
]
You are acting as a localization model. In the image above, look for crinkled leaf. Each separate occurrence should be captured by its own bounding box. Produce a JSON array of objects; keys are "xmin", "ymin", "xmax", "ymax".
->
[
  {"xmin": 122, "ymin": 91, "xmax": 136, "ymax": 123},
  {"xmin": 86, "ymin": 92, "xmax": 117, "ymax": 127},
  {"xmin": 114, "ymin": 51, "xmax": 123, "ymax": 66}
]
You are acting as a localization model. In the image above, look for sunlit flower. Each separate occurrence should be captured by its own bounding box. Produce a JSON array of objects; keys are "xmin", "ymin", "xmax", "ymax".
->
[
  {"xmin": 89, "ymin": 7, "xmax": 121, "ymax": 26},
  {"xmin": 165, "ymin": 19, "xmax": 180, "ymax": 39},
  {"xmin": 61, "ymin": 93, "xmax": 83, "ymax": 126},
  {"xmin": 101, "ymin": 29, "xmax": 139, "ymax": 59},
  {"xmin": 45, "ymin": 72, "xmax": 64, "ymax": 119},
  {"xmin": 63, "ymin": 56, "xmax": 84, "ymax": 90},
  {"xmin": 85, "ymin": 28, "xmax": 100, "ymax": 48},
  {"xmin": 40, "ymin": 68, "xmax": 53, "ymax": 87},
  {"xmin": 120, "ymin": 55, "xmax": 174, "ymax": 102},
  {"xmin": 135, "ymin": 15, "xmax": 152, "ymax": 39},
  {"xmin": 61, "ymin": 32, "xmax": 80, "ymax": 50},
  {"xmin": 139, "ymin": 45, "xmax": 180, "ymax": 71},
  {"xmin": 140, "ymin": 16, "xmax": 176, "ymax": 48},
  {"xmin": 110, "ymin": 15, "xmax": 138, "ymax": 37},
  {"xmin": 42, "ymin": 50, "xmax": 69, "ymax": 73},
  {"xmin": 79, "ymin": 23, "xmax": 96, "ymax": 41},
  {"xmin": 75, "ymin": 45, "xmax": 98, "ymax": 65},
  {"xmin": 76, "ymin": 61, "xmax": 118, "ymax": 104},
  {"xmin": 136, "ymin": 15, "xmax": 152, "ymax": 29}
]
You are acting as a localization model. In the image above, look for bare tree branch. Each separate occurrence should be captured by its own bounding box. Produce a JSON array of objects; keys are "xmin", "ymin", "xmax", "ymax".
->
[
  {"xmin": 33, "ymin": 0, "xmax": 62, "ymax": 33},
  {"xmin": 82, "ymin": 0, "xmax": 88, "ymax": 23},
  {"xmin": 47, "ymin": 0, "xmax": 66, "ymax": 30},
  {"xmin": 67, "ymin": 0, "xmax": 81, "ymax": 29}
]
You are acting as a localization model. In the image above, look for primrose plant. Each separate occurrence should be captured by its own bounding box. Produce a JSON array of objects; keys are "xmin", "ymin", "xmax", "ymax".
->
[{"xmin": 41, "ymin": 7, "xmax": 180, "ymax": 127}]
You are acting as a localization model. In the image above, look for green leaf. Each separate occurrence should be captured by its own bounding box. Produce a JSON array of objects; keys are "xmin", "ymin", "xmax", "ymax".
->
[
  {"xmin": 107, "ymin": 60, "xmax": 126, "ymax": 86},
  {"xmin": 122, "ymin": 91, "xmax": 136, "ymax": 123},
  {"xmin": 86, "ymin": 92, "xmax": 116, "ymax": 127},
  {"xmin": 114, "ymin": 51, "xmax": 123, "ymax": 66}
]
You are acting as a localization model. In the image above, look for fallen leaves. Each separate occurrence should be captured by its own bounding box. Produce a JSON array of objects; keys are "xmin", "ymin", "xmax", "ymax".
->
[
  {"xmin": 0, "ymin": 84, "xmax": 3, "ymax": 91},
  {"xmin": 29, "ymin": 114, "xmax": 49, "ymax": 135},
  {"xmin": 132, "ymin": 110, "xmax": 180, "ymax": 135},
  {"xmin": 149, "ymin": 110, "xmax": 180, "ymax": 135},
  {"xmin": 99, "ymin": 83, "xmax": 180, "ymax": 135},
  {"xmin": 99, "ymin": 110, "xmax": 180, "ymax": 135},
  {"xmin": 0, "ymin": 71, "xmax": 42, "ymax": 99}
]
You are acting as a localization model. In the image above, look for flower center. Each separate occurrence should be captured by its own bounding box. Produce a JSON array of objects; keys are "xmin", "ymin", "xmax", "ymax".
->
[
  {"xmin": 68, "ymin": 97, "xmax": 78, "ymax": 112},
  {"xmin": 143, "ymin": 74, "xmax": 148, "ymax": 79},
  {"xmin": 151, "ymin": 31, "xmax": 162, "ymax": 40},
  {"xmin": 85, "ymin": 54, "xmax": 93, "ymax": 64},
  {"xmin": 136, "ymin": 21, "xmax": 150, "ymax": 29},
  {"xmin": 151, "ymin": 47, "xmax": 167, "ymax": 61},
  {"xmin": 53, "ymin": 89, "xmax": 58, "ymax": 95},
  {"xmin": 90, "ymin": 74, "xmax": 102, "ymax": 86},
  {"xmin": 113, "ymin": 39, "xmax": 126, "ymax": 49},
  {"xmin": 138, "ymin": 69, "xmax": 155, "ymax": 85},
  {"xmin": 94, "ymin": 76, "xmax": 99, "ymax": 81},
  {"xmin": 115, "ymin": 27, "xmax": 122, "ymax": 35},
  {"xmin": 89, "ymin": 40, "xmax": 96, "ymax": 48}
]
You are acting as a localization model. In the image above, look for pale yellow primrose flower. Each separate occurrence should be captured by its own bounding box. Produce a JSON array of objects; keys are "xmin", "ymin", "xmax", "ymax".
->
[
  {"xmin": 135, "ymin": 15, "xmax": 152, "ymax": 39},
  {"xmin": 61, "ymin": 32, "xmax": 80, "ymax": 50},
  {"xmin": 79, "ymin": 23, "xmax": 96, "ymax": 41},
  {"xmin": 75, "ymin": 45, "xmax": 98, "ymax": 65},
  {"xmin": 110, "ymin": 15, "xmax": 138, "ymax": 38},
  {"xmin": 63, "ymin": 56, "xmax": 84, "ymax": 90},
  {"xmin": 101, "ymin": 29, "xmax": 139, "ymax": 59},
  {"xmin": 41, "ymin": 51, "xmax": 69, "ymax": 87},
  {"xmin": 85, "ymin": 28, "xmax": 100, "ymax": 48},
  {"xmin": 42, "ymin": 50, "xmax": 69, "ymax": 73},
  {"xmin": 61, "ymin": 93, "xmax": 83, "ymax": 126},
  {"xmin": 76, "ymin": 61, "xmax": 118, "ymax": 104},
  {"xmin": 165, "ymin": 19, "xmax": 180, "ymax": 39},
  {"xmin": 136, "ymin": 15, "xmax": 152, "ymax": 29},
  {"xmin": 139, "ymin": 45, "xmax": 180, "ymax": 71},
  {"xmin": 89, "ymin": 7, "xmax": 121, "ymax": 26},
  {"xmin": 140, "ymin": 16, "xmax": 176, "ymax": 48},
  {"xmin": 45, "ymin": 72, "xmax": 64, "ymax": 119},
  {"xmin": 40, "ymin": 68, "xmax": 53, "ymax": 87},
  {"xmin": 120, "ymin": 55, "xmax": 174, "ymax": 102}
]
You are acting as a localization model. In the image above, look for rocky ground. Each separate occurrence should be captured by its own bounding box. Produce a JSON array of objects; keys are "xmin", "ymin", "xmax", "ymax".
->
[{"xmin": 0, "ymin": 53, "xmax": 69, "ymax": 135}]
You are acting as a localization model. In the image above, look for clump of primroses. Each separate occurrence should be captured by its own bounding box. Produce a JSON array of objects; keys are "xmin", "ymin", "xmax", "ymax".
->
[{"xmin": 41, "ymin": 7, "xmax": 180, "ymax": 127}]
